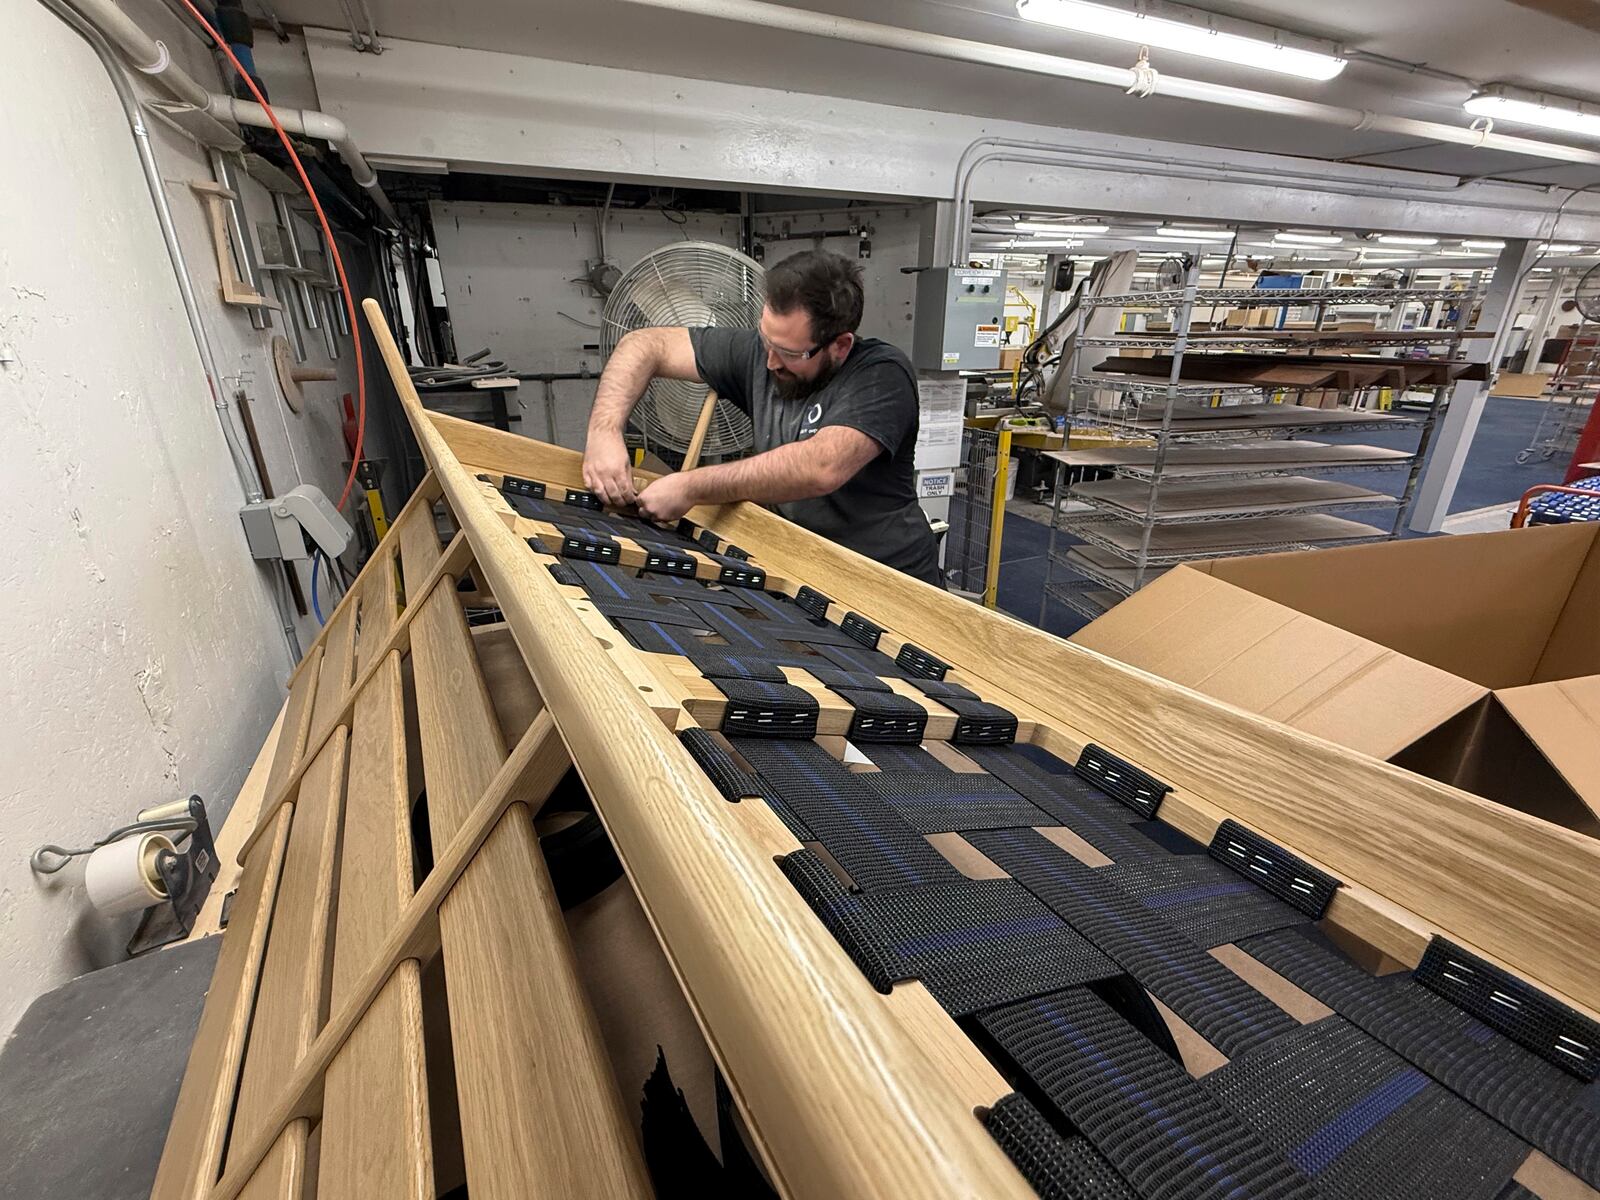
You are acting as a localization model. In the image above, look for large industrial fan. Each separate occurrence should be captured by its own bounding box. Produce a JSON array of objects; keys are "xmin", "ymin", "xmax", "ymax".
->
[
  {"xmin": 601, "ymin": 241, "xmax": 764, "ymax": 459},
  {"xmin": 1576, "ymin": 263, "xmax": 1600, "ymax": 323}
]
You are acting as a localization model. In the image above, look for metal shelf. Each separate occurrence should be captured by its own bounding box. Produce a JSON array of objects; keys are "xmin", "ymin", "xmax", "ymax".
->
[
  {"xmin": 1046, "ymin": 579, "xmax": 1121, "ymax": 621},
  {"xmin": 1060, "ymin": 513, "xmax": 1389, "ymax": 566},
  {"xmin": 1047, "ymin": 546, "xmax": 1157, "ymax": 595},
  {"xmin": 1068, "ymin": 477, "xmax": 1399, "ymax": 525},
  {"xmin": 1073, "ymin": 375, "xmax": 1289, "ymax": 400},
  {"xmin": 1071, "ymin": 410, "xmax": 1422, "ymax": 443},
  {"xmin": 1084, "ymin": 286, "xmax": 1470, "ymax": 309},
  {"xmin": 1107, "ymin": 457, "xmax": 1414, "ymax": 483},
  {"xmin": 1079, "ymin": 332, "xmax": 1472, "ymax": 350}
]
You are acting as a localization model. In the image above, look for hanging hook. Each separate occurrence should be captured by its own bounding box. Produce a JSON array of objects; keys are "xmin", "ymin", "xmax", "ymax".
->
[
  {"xmin": 1469, "ymin": 116, "xmax": 1495, "ymax": 146},
  {"xmin": 1126, "ymin": 46, "xmax": 1159, "ymax": 98}
]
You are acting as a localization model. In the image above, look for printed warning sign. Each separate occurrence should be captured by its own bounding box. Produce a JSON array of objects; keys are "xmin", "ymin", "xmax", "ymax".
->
[{"xmin": 974, "ymin": 325, "xmax": 1001, "ymax": 348}]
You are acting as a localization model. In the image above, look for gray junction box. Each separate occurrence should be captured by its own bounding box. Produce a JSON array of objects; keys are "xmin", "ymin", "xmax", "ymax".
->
[{"xmin": 912, "ymin": 267, "xmax": 1007, "ymax": 372}]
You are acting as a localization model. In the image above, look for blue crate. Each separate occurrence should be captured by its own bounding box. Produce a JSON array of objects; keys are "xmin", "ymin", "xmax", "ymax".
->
[{"xmin": 1528, "ymin": 475, "xmax": 1600, "ymax": 525}]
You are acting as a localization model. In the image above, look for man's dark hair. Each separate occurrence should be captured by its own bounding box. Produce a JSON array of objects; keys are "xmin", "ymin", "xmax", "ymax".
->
[{"xmin": 764, "ymin": 250, "xmax": 864, "ymax": 346}]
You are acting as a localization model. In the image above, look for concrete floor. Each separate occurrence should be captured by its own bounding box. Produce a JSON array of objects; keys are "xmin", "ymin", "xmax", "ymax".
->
[{"xmin": 982, "ymin": 395, "xmax": 1574, "ymax": 638}]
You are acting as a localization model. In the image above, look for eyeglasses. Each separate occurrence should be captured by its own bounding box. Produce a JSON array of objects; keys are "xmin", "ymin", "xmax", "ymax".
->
[{"xmin": 759, "ymin": 333, "xmax": 824, "ymax": 363}]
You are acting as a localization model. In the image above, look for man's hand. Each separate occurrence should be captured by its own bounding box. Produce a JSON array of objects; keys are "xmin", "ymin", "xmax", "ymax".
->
[
  {"xmin": 636, "ymin": 472, "xmax": 700, "ymax": 524},
  {"xmin": 582, "ymin": 432, "xmax": 637, "ymax": 509}
]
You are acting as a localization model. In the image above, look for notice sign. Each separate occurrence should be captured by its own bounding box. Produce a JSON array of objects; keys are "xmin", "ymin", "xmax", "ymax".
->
[{"xmin": 974, "ymin": 324, "xmax": 1001, "ymax": 348}]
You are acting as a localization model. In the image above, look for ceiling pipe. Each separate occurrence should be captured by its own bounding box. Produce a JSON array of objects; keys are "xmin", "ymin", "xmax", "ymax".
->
[
  {"xmin": 616, "ymin": 0, "xmax": 1600, "ymax": 170},
  {"xmin": 59, "ymin": 0, "xmax": 398, "ymax": 225}
]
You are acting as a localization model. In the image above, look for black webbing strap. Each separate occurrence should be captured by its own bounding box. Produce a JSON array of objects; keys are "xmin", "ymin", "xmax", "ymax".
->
[
  {"xmin": 685, "ymin": 652, "xmax": 789, "ymax": 683},
  {"xmin": 677, "ymin": 729, "xmax": 813, "ymax": 841},
  {"xmin": 564, "ymin": 487, "xmax": 604, "ymax": 510},
  {"xmin": 833, "ymin": 687, "xmax": 928, "ymax": 744},
  {"xmin": 1073, "ymin": 744, "xmax": 1172, "ymax": 819},
  {"xmin": 970, "ymin": 827, "xmax": 1299, "ymax": 1058},
  {"xmin": 637, "ymin": 541, "xmax": 698, "ymax": 576},
  {"xmin": 794, "ymin": 585, "xmax": 831, "ymax": 619},
  {"xmin": 712, "ymin": 678, "xmax": 818, "ymax": 739},
  {"xmin": 1240, "ymin": 926, "xmax": 1600, "ymax": 1187},
  {"xmin": 983, "ymin": 1093, "xmax": 1138, "ymax": 1200},
  {"xmin": 557, "ymin": 525, "xmax": 621, "ymax": 563},
  {"xmin": 1414, "ymin": 937, "xmax": 1600, "ymax": 1082},
  {"xmin": 546, "ymin": 561, "xmax": 582, "ymax": 587},
  {"xmin": 804, "ymin": 666, "xmax": 891, "ymax": 692},
  {"xmin": 894, "ymin": 642, "xmax": 950, "ymax": 680},
  {"xmin": 1208, "ymin": 820, "xmax": 1341, "ymax": 920},
  {"xmin": 814, "ymin": 642, "xmax": 905, "ymax": 677},
  {"xmin": 778, "ymin": 850, "xmax": 907, "ymax": 992},
  {"xmin": 779, "ymin": 854, "xmax": 1118, "ymax": 1015},
  {"xmin": 963, "ymin": 746, "xmax": 1168, "ymax": 863},
  {"xmin": 733, "ymin": 738, "xmax": 962, "ymax": 891},
  {"xmin": 526, "ymin": 535, "xmax": 551, "ymax": 555},
  {"xmin": 724, "ymin": 544, "xmax": 752, "ymax": 561},
  {"xmin": 840, "ymin": 612, "xmax": 883, "ymax": 649},
  {"xmin": 1202, "ymin": 1015, "xmax": 1528, "ymax": 1200},
  {"xmin": 909, "ymin": 678, "xmax": 980, "ymax": 702},
  {"xmin": 696, "ymin": 527, "xmax": 721, "ymax": 552},
  {"xmin": 507, "ymin": 493, "xmax": 557, "ymax": 521},
  {"xmin": 862, "ymin": 771, "xmax": 1057, "ymax": 834},
  {"xmin": 591, "ymin": 600, "xmax": 712, "ymax": 630},
  {"xmin": 1103, "ymin": 854, "xmax": 1309, "ymax": 951},
  {"xmin": 859, "ymin": 743, "xmax": 948, "ymax": 772},
  {"xmin": 979, "ymin": 987, "xmax": 1316, "ymax": 1200},
  {"xmin": 501, "ymin": 475, "xmax": 545, "ymax": 498},
  {"xmin": 943, "ymin": 697, "xmax": 1020, "ymax": 746}
]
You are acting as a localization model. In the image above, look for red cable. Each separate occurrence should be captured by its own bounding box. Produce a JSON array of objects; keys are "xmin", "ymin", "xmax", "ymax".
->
[{"xmin": 177, "ymin": 0, "xmax": 366, "ymax": 511}]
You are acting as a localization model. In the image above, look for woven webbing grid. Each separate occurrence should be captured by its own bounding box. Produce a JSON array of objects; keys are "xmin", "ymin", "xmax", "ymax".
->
[{"xmin": 497, "ymin": 476, "xmax": 1585, "ymax": 1200}]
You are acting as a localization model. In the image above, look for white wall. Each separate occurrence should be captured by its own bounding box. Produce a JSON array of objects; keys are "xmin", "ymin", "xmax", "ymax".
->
[
  {"xmin": 430, "ymin": 200, "xmax": 932, "ymax": 447},
  {"xmin": 0, "ymin": 3, "xmax": 381, "ymax": 1035}
]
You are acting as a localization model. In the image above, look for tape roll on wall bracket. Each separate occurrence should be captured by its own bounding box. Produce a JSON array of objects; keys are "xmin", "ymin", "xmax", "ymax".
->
[{"xmin": 84, "ymin": 832, "xmax": 174, "ymax": 916}]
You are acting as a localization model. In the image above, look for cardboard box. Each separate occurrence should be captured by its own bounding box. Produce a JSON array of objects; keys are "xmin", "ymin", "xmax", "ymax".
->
[{"xmin": 1072, "ymin": 522, "xmax": 1600, "ymax": 836}]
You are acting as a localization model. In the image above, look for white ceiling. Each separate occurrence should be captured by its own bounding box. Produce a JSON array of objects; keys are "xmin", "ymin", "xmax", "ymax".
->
[{"xmin": 272, "ymin": 0, "xmax": 1600, "ymax": 186}]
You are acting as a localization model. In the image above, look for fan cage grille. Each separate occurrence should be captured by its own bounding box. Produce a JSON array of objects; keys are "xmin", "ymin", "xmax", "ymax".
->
[{"xmin": 602, "ymin": 241, "xmax": 765, "ymax": 457}]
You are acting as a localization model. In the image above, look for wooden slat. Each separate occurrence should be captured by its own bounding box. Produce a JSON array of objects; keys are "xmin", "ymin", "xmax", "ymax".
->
[
  {"xmin": 439, "ymin": 409, "xmax": 1600, "ymax": 1011},
  {"xmin": 371, "ymin": 302, "xmax": 1034, "ymax": 1199},
  {"xmin": 318, "ymin": 648, "xmax": 433, "ymax": 1200},
  {"xmin": 309, "ymin": 601, "xmax": 358, "ymax": 746},
  {"xmin": 230, "ymin": 728, "xmax": 349, "ymax": 1144},
  {"xmin": 234, "ymin": 1122, "xmax": 305, "ymax": 1200},
  {"xmin": 357, "ymin": 550, "xmax": 401, "ymax": 671},
  {"xmin": 317, "ymin": 965, "xmax": 431, "ymax": 1200},
  {"xmin": 203, "ymin": 713, "xmax": 573, "ymax": 1200},
  {"xmin": 263, "ymin": 645, "xmax": 323, "ymax": 802},
  {"xmin": 237, "ymin": 532, "xmax": 474, "ymax": 864},
  {"xmin": 407, "ymin": 561, "xmax": 649, "ymax": 1199},
  {"xmin": 148, "ymin": 806, "xmax": 294, "ymax": 1200},
  {"xmin": 399, "ymin": 495, "xmax": 445, "ymax": 598}
]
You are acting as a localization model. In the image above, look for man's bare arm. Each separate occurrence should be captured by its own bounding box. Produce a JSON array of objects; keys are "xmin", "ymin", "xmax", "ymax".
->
[
  {"xmin": 583, "ymin": 327, "xmax": 703, "ymax": 507},
  {"xmin": 636, "ymin": 426, "xmax": 882, "ymax": 523}
]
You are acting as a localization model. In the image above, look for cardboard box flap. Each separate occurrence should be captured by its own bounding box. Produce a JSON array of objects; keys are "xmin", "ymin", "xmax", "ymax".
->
[
  {"xmin": 1072, "ymin": 567, "xmax": 1485, "ymax": 759},
  {"xmin": 1495, "ymin": 677, "xmax": 1600, "ymax": 818}
]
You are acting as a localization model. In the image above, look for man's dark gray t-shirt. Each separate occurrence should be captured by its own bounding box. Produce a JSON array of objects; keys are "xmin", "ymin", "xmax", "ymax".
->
[{"xmin": 687, "ymin": 327, "xmax": 940, "ymax": 584}]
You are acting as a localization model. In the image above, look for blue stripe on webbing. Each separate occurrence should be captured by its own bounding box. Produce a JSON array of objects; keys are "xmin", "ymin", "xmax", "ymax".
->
[
  {"xmin": 1033, "ymin": 997, "xmax": 1254, "ymax": 1200},
  {"xmin": 648, "ymin": 621, "xmax": 689, "ymax": 655},
  {"xmin": 893, "ymin": 913, "xmax": 1061, "ymax": 958},
  {"xmin": 1140, "ymin": 881, "xmax": 1261, "ymax": 909},
  {"xmin": 986, "ymin": 829, "xmax": 1282, "ymax": 1041},
  {"xmin": 587, "ymin": 565, "xmax": 629, "ymax": 599},
  {"xmin": 1288, "ymin": 1067, "xmax": 1430, "ymax": 1177},
  {"xmin": 764, "ymin": 741, "xmax": 924, "ymax": 887}
]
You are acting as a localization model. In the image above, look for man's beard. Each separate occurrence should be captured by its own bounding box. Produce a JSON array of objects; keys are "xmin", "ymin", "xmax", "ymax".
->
[{"xmin": 772, "ymin": 357, "xmax": 839, "ymax": 402}]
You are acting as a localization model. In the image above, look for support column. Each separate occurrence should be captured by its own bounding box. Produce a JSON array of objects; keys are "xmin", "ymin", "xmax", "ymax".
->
[{"xmin": 1408, "ymin": 240, "xmax": 1535, "ymax": 533}]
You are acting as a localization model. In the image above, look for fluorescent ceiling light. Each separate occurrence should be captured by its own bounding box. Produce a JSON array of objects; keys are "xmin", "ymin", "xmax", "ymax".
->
[
  {"xmin": 1376, "ymin": 235, "xmax": 1438, "ymax": 246},
  {"xmin": 1014, "ymin": 0, "xmax": 1346, "ymax": 80},
  {"xmin": 1462, "ymin": 240, "xmax": 1505, "ymax": 249},
  {"xmin": 1464, "ymin": 89, "xmax": 1600, "ymax": 139},
  {"xmin": 1015, "ymin": 221, "xmax": 1109, "ymax": 234},
  {"xmin": 1273, "ymin": 233, "xmax": 1342, "ymax": 246},
  {"xmin": 1540, "ymin": 243, "xmax": 1583, "ymax": 253},
  {"xmin": 1156, "ymin": 226, "xmax": 1236, "ymax": 241}
]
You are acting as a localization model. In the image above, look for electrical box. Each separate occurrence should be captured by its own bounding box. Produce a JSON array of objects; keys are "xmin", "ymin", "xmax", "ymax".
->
[
  {"xmin": 240, "ymin": 484, "xmax": 354, "ymax": 563},
  {"xmin": 912, "ymin": 267, "xmax": 1007, "ymax": 372}
]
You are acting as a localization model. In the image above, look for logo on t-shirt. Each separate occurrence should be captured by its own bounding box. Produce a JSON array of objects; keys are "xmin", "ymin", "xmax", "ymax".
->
[{"xmin": 799, "ymin": 401, "xmax": 823, "ymax": 438}]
